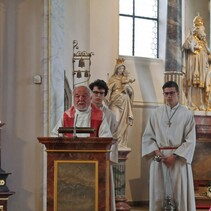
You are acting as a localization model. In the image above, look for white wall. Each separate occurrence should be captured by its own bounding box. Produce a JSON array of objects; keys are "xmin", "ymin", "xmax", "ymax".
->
[
  {"xmin": 0, "ymin": 0, "xmax": 44, "ymax": 210},
  {"xmin": 90, "ymin": 0, "xmax": 119, "ymax": 82}
]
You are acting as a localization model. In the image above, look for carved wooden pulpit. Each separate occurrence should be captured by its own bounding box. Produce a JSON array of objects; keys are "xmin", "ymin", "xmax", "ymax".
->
[{"xmin": 38, "ymin": 137, "xmax": 113, "ymax": 211}]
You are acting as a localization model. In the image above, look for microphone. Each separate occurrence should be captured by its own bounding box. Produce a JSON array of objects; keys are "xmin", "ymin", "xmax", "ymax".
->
[{"xmin": 73, "ymin": 114, "xmax": 78, "ymax": 138}]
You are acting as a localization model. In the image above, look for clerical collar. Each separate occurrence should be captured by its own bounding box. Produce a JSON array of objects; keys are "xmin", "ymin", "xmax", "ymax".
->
[
  {"xmin": 99, "ymin": 105, "xmax": 104, "ymax": 110},
  {"xmin": 166, "ymin": 103, "xmax": 179, "ymax": 110}
]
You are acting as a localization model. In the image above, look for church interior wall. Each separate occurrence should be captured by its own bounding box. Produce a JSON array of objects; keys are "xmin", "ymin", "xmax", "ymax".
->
[
  {"xmin": 0, "ymin": 0, "xmax": 44, "ymax": 210},
  {"xmin": 0, "ymin": 0, "xmax": 210, "ymax": 210}
]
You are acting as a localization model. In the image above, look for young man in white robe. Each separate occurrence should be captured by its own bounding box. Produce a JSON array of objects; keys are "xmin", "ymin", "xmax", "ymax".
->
[
  {"xmin": 142, "ymin": 81, "xmax": 196, "ymax": 211},
  {"xmin": 89, "ymin": 79, "xmax": 118, "ymax": 211}
]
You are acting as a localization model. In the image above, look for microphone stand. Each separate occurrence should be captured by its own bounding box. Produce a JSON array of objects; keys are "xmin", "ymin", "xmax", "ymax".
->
[{"xmin": 73, "ymin": 114, "xmax": 78, "ymax": 138}]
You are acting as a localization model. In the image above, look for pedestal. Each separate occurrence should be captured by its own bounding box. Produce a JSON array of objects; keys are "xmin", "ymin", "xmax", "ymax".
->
[
  {"xmin": 193, "ymin": 115, "xmax": 211, "ymax": 208},
  {"xmin": 113, "ymin": 149, "xmax": 131, "ymax": 211}
]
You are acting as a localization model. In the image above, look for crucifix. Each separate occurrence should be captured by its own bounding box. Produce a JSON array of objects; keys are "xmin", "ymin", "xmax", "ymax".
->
[{"xmin": 166, "ymin": 105, "xmax": 180, "ymax": 128}]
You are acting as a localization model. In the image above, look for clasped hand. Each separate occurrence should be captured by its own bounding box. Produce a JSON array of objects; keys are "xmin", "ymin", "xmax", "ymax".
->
[{"xmin": 154, "ymin": 150, "xmax": 177, "ymax": 168}]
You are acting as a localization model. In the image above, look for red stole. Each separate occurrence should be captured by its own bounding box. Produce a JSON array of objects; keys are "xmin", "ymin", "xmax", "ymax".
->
[{"xmin": 63, "ymin": 104, "xmax": 103, "ymax": 137}]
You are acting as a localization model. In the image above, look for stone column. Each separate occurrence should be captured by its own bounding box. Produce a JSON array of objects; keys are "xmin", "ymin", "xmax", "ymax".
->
[
  {"xmin": 165, "ymin": 0, "xmax": 182, "ymax": 73},
  {"xmin": 164, "ymin": 0, "xmax": 184, "ymax": 102}
]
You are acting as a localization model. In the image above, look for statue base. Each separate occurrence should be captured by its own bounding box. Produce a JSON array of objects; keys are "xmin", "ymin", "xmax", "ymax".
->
[
  {"xmin": 116, "ymin": 196, "xmax": 131, "ymax": 211},
  {"xmin": 194, "ymin": 112, "xmax": 211, "ymax": 139},
  {"xmin": 113, "ymin": 149, "xmax": 131, "ymax": 211},
  {"xmin": 193, "ymin": 115, "xmax": 211, "ymax": 208}
]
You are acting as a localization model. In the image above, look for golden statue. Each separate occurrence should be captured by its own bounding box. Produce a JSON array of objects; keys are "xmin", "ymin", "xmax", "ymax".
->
[
  {"xmin": 183, "ymin": 14, "xmax": 211, "ymax": 111},
  {"xmin": 105, "ymin": 58, "xmax": 135, "ymax": 149}
]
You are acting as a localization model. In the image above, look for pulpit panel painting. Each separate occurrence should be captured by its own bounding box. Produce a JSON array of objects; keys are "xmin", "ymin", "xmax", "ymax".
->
[{"xmin": 54, "ymin": 160, "xmax": 98, "ymax": 211}]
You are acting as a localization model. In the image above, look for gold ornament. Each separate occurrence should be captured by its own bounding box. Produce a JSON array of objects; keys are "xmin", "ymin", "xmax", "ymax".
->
[
  {"xmin": 116, "ymin": 58, "xmax": 125, "ymax": 65},
  {"xmin": 207, "ymin": 186, "xmax": 211, "ymax": 198}
]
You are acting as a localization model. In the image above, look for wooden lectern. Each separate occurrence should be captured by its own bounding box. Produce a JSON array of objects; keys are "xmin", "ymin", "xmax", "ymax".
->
[{"xmin": 38, "ymin": 137, "xmax": 113, "ymax": 211}]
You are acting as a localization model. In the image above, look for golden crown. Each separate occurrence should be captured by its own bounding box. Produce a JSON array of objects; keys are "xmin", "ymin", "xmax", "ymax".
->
[
  {"xmin": 193, "ymin": 14, "xmax": 204, "ymax": 27},
  {"xmin": 116, "ymin": 58, "xmax": 125, "ymax": 65}
]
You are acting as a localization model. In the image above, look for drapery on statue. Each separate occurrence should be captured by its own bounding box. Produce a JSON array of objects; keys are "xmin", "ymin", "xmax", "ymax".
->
[
  {"xmin": 105, "ymin": 58, "xmax": 135, "ymax": 149},
  {"xmin": 183, "ymin": 14, "xmax": 211, "ymax": 111}
]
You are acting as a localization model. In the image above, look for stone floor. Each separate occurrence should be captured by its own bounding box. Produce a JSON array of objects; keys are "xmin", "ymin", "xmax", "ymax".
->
[
  {"xmin": 130, "ymin": 206, "xmax": 148, "ymax": 211},
  {"xmin": 130, "ymin": 206, "xmax": 210, "ymax": 211}
]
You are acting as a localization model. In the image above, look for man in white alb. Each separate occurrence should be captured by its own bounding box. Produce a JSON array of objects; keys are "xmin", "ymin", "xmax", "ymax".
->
[
  {"xmin": 89, "ymin": 79, "xmax": 118, "ymax": 211},
  {"xmin": 142, "ymin": 81, "xmax": 196, "ymax": 211}
]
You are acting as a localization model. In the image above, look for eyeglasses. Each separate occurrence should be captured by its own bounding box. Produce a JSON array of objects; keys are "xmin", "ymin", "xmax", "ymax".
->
[
  {"xmin": 92, "ymin": 91, "xmax": 105, "ymax": 96},
  {"xmin": 163, "ymin": 91, "xmax": 177, "ymax": 96}
]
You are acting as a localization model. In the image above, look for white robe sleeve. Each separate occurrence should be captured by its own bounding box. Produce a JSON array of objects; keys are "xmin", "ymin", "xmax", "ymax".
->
[
  {"xmin": 173, "ymin": 113, "xmax": 196, "ymax": 164},
  {"xmin": 142, "ymin": 112, "xmax": 159, "ymax": 159},
  {"xmin": 51, "ymin": 115, "xmax": 64, "ymax": 137},
  {"xmin": 98, "ymin": 114, "xmax": 112, "ymax": 137}
]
